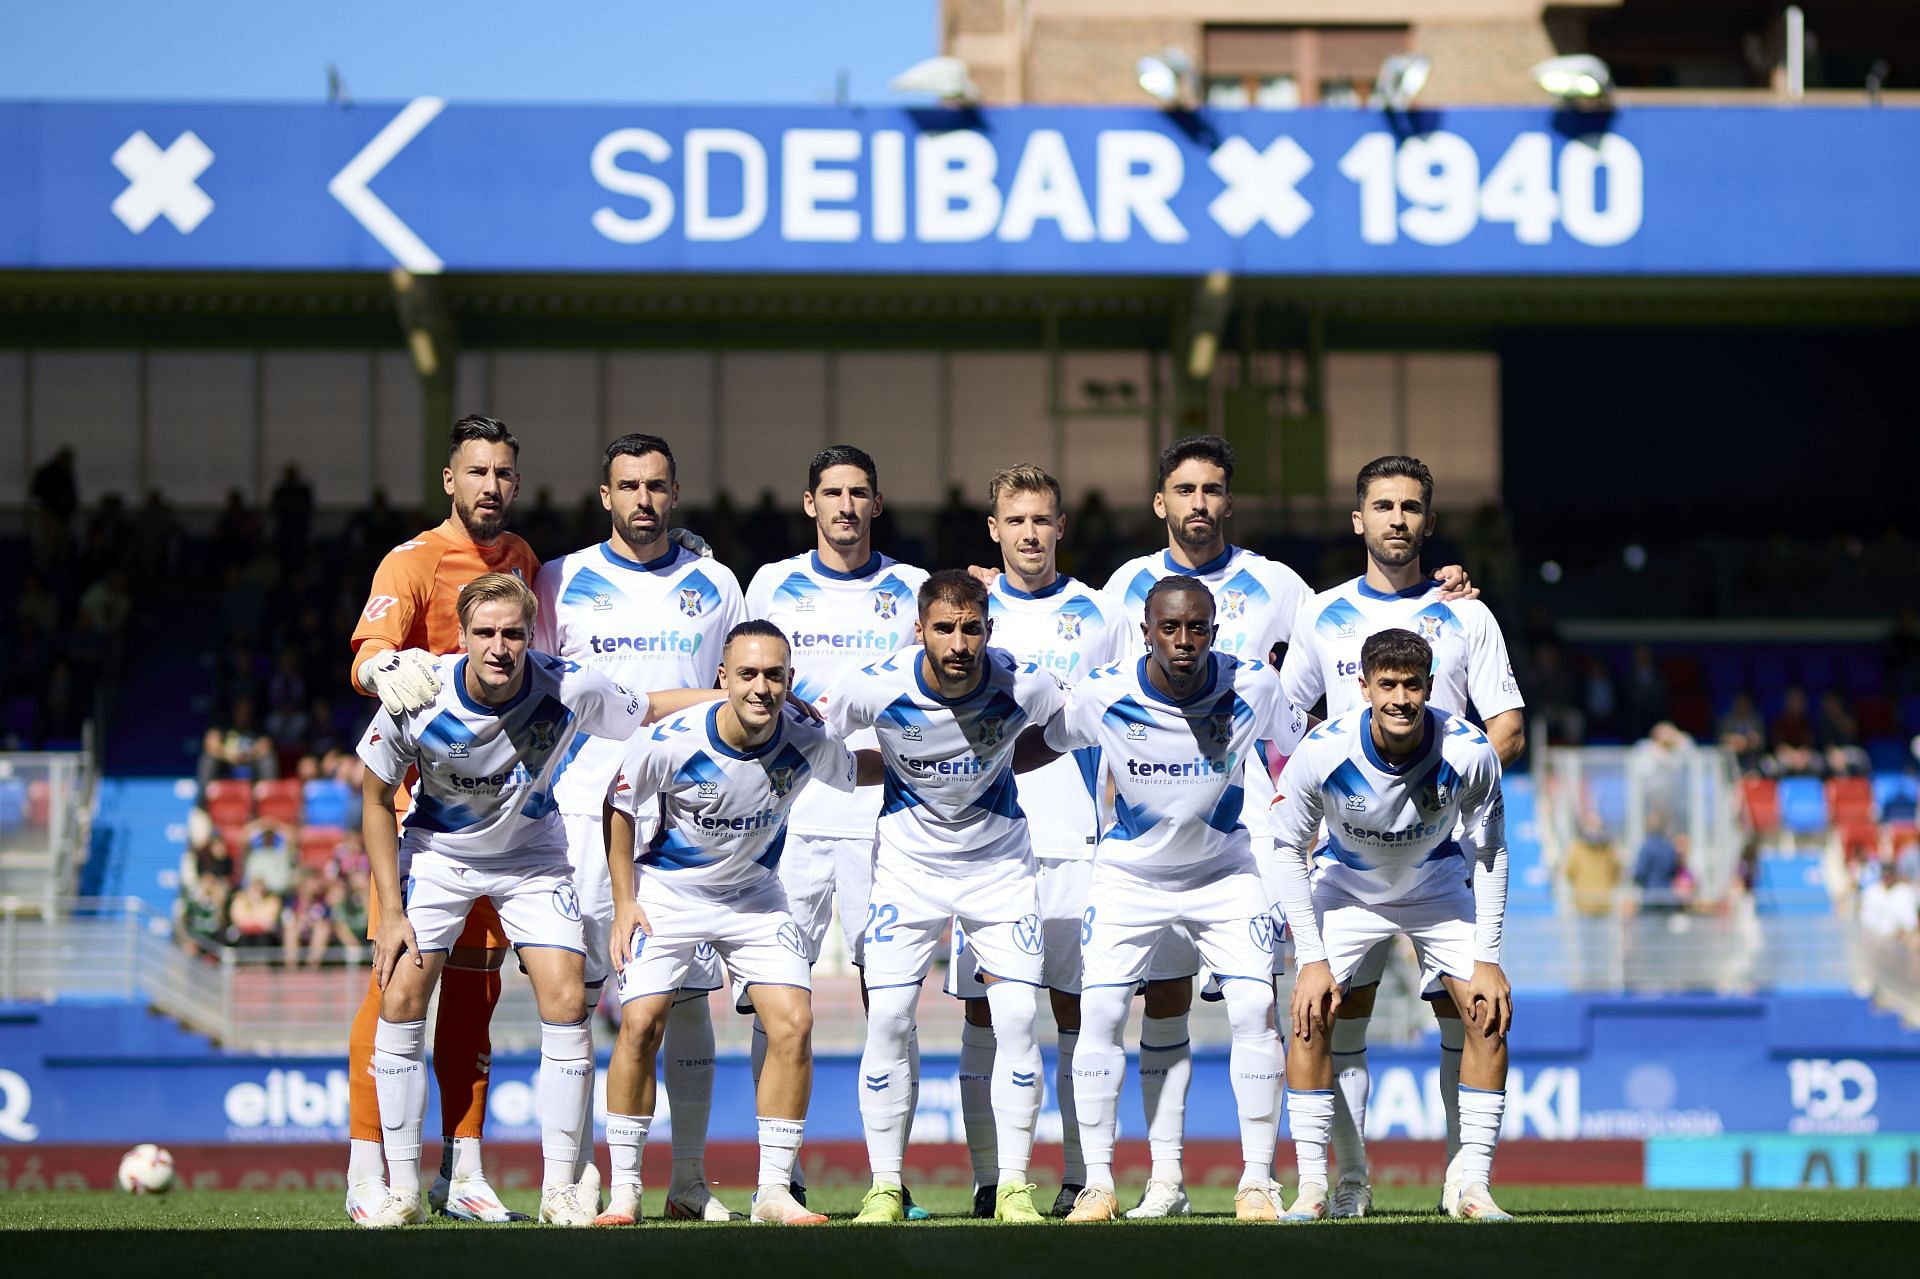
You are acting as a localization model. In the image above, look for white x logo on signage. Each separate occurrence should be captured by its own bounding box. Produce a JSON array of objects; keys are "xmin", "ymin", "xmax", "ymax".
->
[
  {"xmin": 111, "ymin": 130, "xmax": 215, "ymax": 234},
  {"xmin": 1208, "ymin": 135, "xmax": 1313, "ymax": 239}
]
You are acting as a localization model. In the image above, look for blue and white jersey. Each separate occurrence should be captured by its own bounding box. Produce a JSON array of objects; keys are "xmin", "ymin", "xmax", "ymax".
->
[
  {"xmin": 534, "ymin": 542, "xmax": 744, "ymax": 820},
  {"xmin": 1103, "ymin": 545, "xmax": 1311, "ymax": 837},
  {"xmin": 1044, "ymin": 652, "xmax": 1307, "ymax": 888},
  {"xmin": 357, "ymin": 653, "xmax": 647, "ymax": 862},
  {"xmin": 823, "ymin": 646, "xmax": 1066, "ymax": 870},
  {"xmin": 1279, "ymin": 576, "xmax": 1524, "ymax": 723},
  {"xmin": 606, "ymin": 702, "xmax": 860, "ymax": 900},
  {"xmin": 1269, "ymin": 706, "xmax": 1507, "ymax": 918},
  {"xmin": 988, "ymin": 575, "xmax": 1131, "ymax": 861},
  {"xmin": 744, "ymin": 551, "xmax": 929, "ymax": 838}
]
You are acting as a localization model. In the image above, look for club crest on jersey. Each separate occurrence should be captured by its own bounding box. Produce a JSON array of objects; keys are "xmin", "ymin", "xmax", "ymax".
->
[
  {"xmin": 1417, "ymin": 614, "xmax": 1443, "ymax": 642},
  {"xmin": 1126, "ymin": 722, "xmax": 1147, "ymax": 741},
  {"xmin": 1249, "ymin": 914, "xmax": 1277, "ymax": 953},
  {"xmin": 1207, "ymin": 713, "xmax": 1234, "ymax": 745},
  {"xmin": 872, "ymin": 591, "xmax": 899, "ymax": 619},
  {"xmin": 697, "ymin": 780, "xmax": 719, "ymax": 799},
  {"xmin": 1420, "ymin": 780, "xmax": 1451, "ymax": 812},
  {"xmin": 777, "ymin": 922, "xmax": 809, "ymax": 957},
  {"xmin": 447, "ymin": 740, "xmax": 469, "ymax": 759},
  {"xmin": 1344, "ymin": 794, "xmax": 1368, "ymax": 811},
  {"xmin": 975, "ymin": 717, "xmax": 1005, "ymax": 749},
  {"xmin": 552, "ymin": 884, "xmax": 582, "ymax": 922},
  {"xmin": 766, "ymin": 765, "xmax": 798, "ymax": 798},
  {"xmin": 591, "ymin": 592, "xmax": 613, "ymax": 612},
  {"xmin": 528, "ymin": 720, "xmax": 558, "ymax": 751},
  {"xmin": 1057, "ymin": 614, "xmax": 1082, "ymax": 640},
  {"xmin": 1219, "ymin": 588, "xmax": 1247, "ymax": 620},
  {"xmin": 1014, "ymin": 913, "xmax": 1044, "ymax": 955},
  {"xmin": 678, "ymin": 587, "xmax": 704, "ymax": 617}
]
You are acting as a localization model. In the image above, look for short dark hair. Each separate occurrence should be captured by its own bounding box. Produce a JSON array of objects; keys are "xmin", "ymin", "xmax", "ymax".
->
[
  {"xmin": 809, "ymin": 444, "xmax": 879, "ymax": 493},
  {"xmin": 449, "ymin": 414, "xmax": 518, "ymax": 460},
  {"xmin": 724, "ymin": 618, "xmax": 789, "ymax": 655},
  {"xmin": 604, "ymin": 433, "xmax": 676, "ymax": 484},
  {"xmin": 1355, "ymin": 455, "xmax": 1434, "ymax": 511},
  {"xmin": 1157, "ymin": 434, "xmax": 1234, "ymax": 489},
  {"xmin": 918, "ymin": 568, "xmax": 988, "ymax": 618},
  {"xmin": 1360, "ymin": 628, "xmax": 1433, "ymax": 682},
  {"xmin": 1145, "ymin": 574, "xmax": 1213, "ymax": 621}
]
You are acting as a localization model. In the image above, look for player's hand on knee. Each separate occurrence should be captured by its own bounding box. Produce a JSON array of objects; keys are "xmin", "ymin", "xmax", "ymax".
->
[
  {"xmin": 1290, "ymin": 960, "xmax": 1340, "ymax": 1041},
  {"xmin": 1434, "ymin": 564, "xmax": 1479, "ymax": 602},
  {"xmin": 1467, "ymin": 961, "xmax": 1512, "ymax": 1039},
  {"xmin": 667, "ymin": 527, "xmax": 713, "ymax": 558},
  {"xmin": 373, "ymin": 918, "xmax": 420, "ymax": 989},
  {"xmin": 358, "ymin": 648, "xmax": 441, "ymax": 715}
]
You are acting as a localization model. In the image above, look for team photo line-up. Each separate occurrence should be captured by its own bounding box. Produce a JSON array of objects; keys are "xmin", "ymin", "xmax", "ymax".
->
[{"xmin": 343, "ymin": 414, "xmax": 1522, "ymax": 1229}]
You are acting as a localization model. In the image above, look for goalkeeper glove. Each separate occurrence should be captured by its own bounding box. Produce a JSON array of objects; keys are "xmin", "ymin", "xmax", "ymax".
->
[
  {"xmin": 668, "ymin": 527, "xmax": 713, "ymax": 558},
  {"xmin": 358, "ymin": 648, "xmax": 441, "ymax": 716}
]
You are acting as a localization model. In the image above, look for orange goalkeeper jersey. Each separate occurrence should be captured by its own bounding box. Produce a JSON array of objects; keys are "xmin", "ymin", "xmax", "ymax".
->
[{"xmin": 348, "ymin": 518, "xmax": 541, "ymax": 689}]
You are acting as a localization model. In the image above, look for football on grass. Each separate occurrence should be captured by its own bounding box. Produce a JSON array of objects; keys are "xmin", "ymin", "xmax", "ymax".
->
[{"xmin": 117, "ymin": 1144, "xmax": 176, "ymax": 1194}]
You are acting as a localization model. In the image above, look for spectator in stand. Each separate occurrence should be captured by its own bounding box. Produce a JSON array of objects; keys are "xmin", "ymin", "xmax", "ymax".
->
[
  {"xmin": 270, "ymin": 464, "xmax": 315, "ymax": 558},
  {"xmin": 135, "ymin": 489, "xmax": 186, "ymax": 582},
  {"xmin": 176, "ymin": 870, "xmax": 230, "ymax": 956},
  {"xmin": 179, "ymin": 808, "xmax": 236, "ymax": 888},
  {"xmin": 240, "ymin": 816, "xmax": 297, "ymax": 896},
  {"xmin": 197, "ymin": 694, "xmax": 277, "ymax": 789},
  {"xmin": 1771, "ymin": 686, "xmax": 1819, "ymax": 776},
  {"xmin": 1623, "ymin": 644, "xmax": 1670, "ymax": 741},
  {"xmin": 1530, "ymin": 643, "xmax": 1586, "ymax": 745},
  {"xmin": 282, "ymin": 867, "xmax": 354, "ymax": 968},
  {"xmin": 227, "ymin": 876, "xmax": 282, "ymax": 949},
  {"xmin": 342, "ymin": 486, "xmax": 408, "ymax": 572},
  {"xmin": 208, "ymin": 488, "xmax": 261, "ymax": 577},
  {"xmin": 34, "ymin": 658, "xmax": 87, "ymax": 746},
  {"xmin": 519, "ymin": 487, "xmax": 567, "ymax": 560},
  {"xmin": 1563, "ymin": 815, "xmax": 1623, "ymax": 917},
  {"xmin": 18, "ymin": 570, "xmax": 59, "ymax": 641},
  {"xmin": 1632, "ymin": 811, "xmax": 1691, "ymax": 915},
  {"xmin": 1632, "ymin": 721, "xmax": 1696, "ymax": 827},
  {"xmin": 741, "ymin": 488, "xmax": 789, "ymax": 565},
  {"xmin": 30, "ymin": 446, "xmax": 78, "ymax": 572},
  {"xmin": 1717, "ymin": 692, "xmax": 1769, "ymax": 775},
  {"xmin": 1582, "ymin": 654, "xmax": 1619, "ymax": 740},
  {"xmin": 1814, "ymin": 690, "xmax": 1870, "ymax": 777},
  {"xmin": 77, "ymin": 567, "xmax": 132, "ymax": 642},
  {"xmin": 1858, "ymin": 861, "xmax": 1918, "ymax": 948}
]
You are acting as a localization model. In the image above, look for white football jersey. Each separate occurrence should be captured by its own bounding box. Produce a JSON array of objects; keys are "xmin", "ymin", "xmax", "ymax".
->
[
  {"xmin": 1103, "ymin": 545, "xmax": 1311, "ymax": 837},
  {"xmin": 533, "ymin": 542, "xmax": 745, "ymax": 819},
  {"xmin": 988, "ymin": 575, "xmax": 1131, "ymax": 860},
  {"xmin": 607, "ymin": 702, "xmax": 859, "ymax": 899},
  {"xmin": 743, "ymin": 551, "xmax": 929, "ymax": 838},
  {"xmin": 357, "ymin": 653, "xmax": 647, "ymax": 861},
  {"xmin": 1279, "ymin": 576, "xmax": 1524, "ymax": 723},
  {"xmin": 1269, "ymin": 705, "xmax": 1507, "ymax": 914},
  {"xmin": 823, "ymin": 645, "xmax": 1066, "ymax": 870},
  {"xmin": 1044, "ymin": 652, "xmax": 1307, "ymax": 887}
]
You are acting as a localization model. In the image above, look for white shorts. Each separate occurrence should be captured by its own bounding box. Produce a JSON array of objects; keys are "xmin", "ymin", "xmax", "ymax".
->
[
  {"xmin": 778, "ymin": 831, "xmax": 874, "ymax": 965},
  {"xmin": 1081, "ymin": 860, "xmax": 1276, "ymax": 992},
  {"xmin": 1349, "ymin": 938, "xmax": 1393, "ymax": 989},
  {"xmin": 567, "ymin": 812, "xmax": 723, "ymax": 992},
  {"xmin": 1157, "ymin": 836, "xmax": 1286, "ymax": 990},
  {"xmin": 617, "ymin": 876, "xmax": 812, "ymax": 1004},
  {"xmin": 401, "ymin": 849, "xmax": 584, "ymax": 956},
  {"xmin": 1314, "ymin": 884, "xmax": 1477, "ymax": 997},
  {"xmin": 947, "ymin": 855, "xmax": 1091, "ymax": 998},
  {"xmin": 864, "ymin": 849, "xmax": 1043, "ymax": 990}
]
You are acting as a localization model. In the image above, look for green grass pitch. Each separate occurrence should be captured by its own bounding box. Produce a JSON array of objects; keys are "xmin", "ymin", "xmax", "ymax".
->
[{"xmin": 5, "ymin": 1185, "xmax": 1917, "ymax": 1277}]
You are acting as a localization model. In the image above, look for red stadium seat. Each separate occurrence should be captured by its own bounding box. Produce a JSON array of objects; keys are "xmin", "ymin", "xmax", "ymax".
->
[
  {"xmin": 299, "ymin": 825, "xmax": 345, "ymax": 870},
  {"xmin": 254, "ymin": 779, "xmax": 304, "ymax": 825},
  {"xmin": 202, "ymin": 779, "xmax": 253, "ymax": 828},
  {"xmin": 1826, "ymin": 776, "xmax": 1874, "ymax": 827},
  {"xmin": 1838, "ymin": 822, "xmax": 1881, "ymax": 863},
  {"xmin": 1741, "ymin": 776, "xmax": 1780, "ymax": 836}
]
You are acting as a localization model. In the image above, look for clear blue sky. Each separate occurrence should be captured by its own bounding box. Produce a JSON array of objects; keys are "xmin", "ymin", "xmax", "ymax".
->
[{"xmin": 0, "ymin": 0, "xmax": 940, "ymax": 104}]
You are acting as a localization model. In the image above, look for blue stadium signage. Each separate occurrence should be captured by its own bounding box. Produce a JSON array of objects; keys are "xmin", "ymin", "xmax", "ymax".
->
[{"xmin": 2, "ymin": 102, "xmax": 1915, "ymax": 275}]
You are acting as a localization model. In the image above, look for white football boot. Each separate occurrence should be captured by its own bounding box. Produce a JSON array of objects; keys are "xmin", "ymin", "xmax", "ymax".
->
[
  {"xmin": 1123, "ymin": 1179, "xmax": 1192, "ymax": 1218},
  {"xmin": 435, "ymin": 1170, "xmax": 527, "ymax": 1222},
  {"xmin": 345, "ymin": 1178, "xmax": 391, "ymax": 1226},
  {"xmin": 592, "ymin": 1184, "xmax": 643, "ymax": 1227},
  {"xmin": 358, "ymin": 1191, "xmax": 426, "ymax": 1229},
  {"xmin": 1280, "ymin": 1180, "xmax": 1330, "ymax": 1222},
  {"xmin": 538, "ymin": 1182, "xmax": 595, "ymax": 1227},
  {"xmin": 664, "ymin": 1179, "xmax": 742, "ymax": 1221},
  {"xmin": 1331, "ymin": 1172, "xmax": 1374, "ymax": 1218},
  {"xmin": 1449, "ymin": 1183, "xmax": 1514, "ymax": 1221}
]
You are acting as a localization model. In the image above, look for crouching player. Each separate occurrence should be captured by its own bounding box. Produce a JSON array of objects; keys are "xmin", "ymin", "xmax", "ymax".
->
[
  {"xmin": 598, "ymin": 620, "xmax": 878, "ymax": 1227},
  {"xmin": 357, "ymin": 573, "xmax": 687, "ymax": 1228},
  {"xmin": 1271, "ymin": 628, "xmax": 1514, "ymax": 1221}
]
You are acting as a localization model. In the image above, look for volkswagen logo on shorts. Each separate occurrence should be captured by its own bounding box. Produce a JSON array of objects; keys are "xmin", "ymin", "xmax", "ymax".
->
[
  {"xmin": 1014, "ymin": 913, "xmax": 1044, "ymax": 955},
  {"xmin": 552, "ymin": 884, "xmax": 582, "ymax": 921},
  {"xmin": 694, "ymin": 942, "xmax": 717, "ymax": 962},
  {"xmin": 1248, "ymin": 914, "xmax": 1276, "ymax": 953},
  {"xmin": 777, "ymin": 922, "xmax": 809, "ymax": 957}
]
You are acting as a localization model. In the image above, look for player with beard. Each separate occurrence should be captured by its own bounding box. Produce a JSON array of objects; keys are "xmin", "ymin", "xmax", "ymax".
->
[{"xmin": 343, "ymin": 416, "xmax": 539, "ymax": 1225}]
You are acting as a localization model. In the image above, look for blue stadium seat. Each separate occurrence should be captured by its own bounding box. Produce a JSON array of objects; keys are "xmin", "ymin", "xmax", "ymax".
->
[
  {"xmin": 1777, "ymin": 777, "xmax": 1828, "ymax": 835},
  {"xmin": 1586, "ymin": 772, "xmax": 1629, "ymax": 832},
  {"xmin": 1867, "ymin": 738, "xmax": 1914, "ymax": 774},
  {"xmin": 302, "ymin": 779, "xmax": 352, "ymax": 828},
  {"xmin": 1873, "ymin": 773, "xmax": 1919, "ymax": 823},
  {"xmin": 1753, "ymin": 853, "xmax": 1832, "ymax": 916},
  {"xmin": 0, "ymin": 778, "xmax": 24, "ymax": 833}
]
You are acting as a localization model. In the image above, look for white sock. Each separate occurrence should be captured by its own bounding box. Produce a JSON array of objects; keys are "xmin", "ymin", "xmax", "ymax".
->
[
  {"xmin": 571, "ymin": 982, "xmax": 604, "ymax": 1182},
  {"xmin": 1288, "ymin": 1089, "xmax": 1335, "ymax": 1188},
  {"xmin": 1330, "ymin": 1014, "xmax": 1372, "ymax": 1180},
  {"xmin": 348, "ymin": 1137, "xmax": 385, "ymax": 1187},
  {"xmin": 1439, "ymin": 1017, "xmax": 1467, "ymax": 1164},
  {"xmin": 664, "ymin": 994, "xmax": 715, "ymax": 1190},
  {"xmin": 1074, "ymin": 986, "xmax": 1130, "ymax": 1194},
  {"xmin": 958, "ymin": 1018, "xmax": 998, "ymax": 1189},
  {"xmin": 1055, "ymin": 1026, "xmax": 1085, "ymax": 1184},
  {"xmin": 758, "ymin": 1116, "xmax": 805, "ymax": 1191},
  {"xmin": 1139, "ymin": 1013, "xmax": 1191, "ymax": 1185},
  {"xmin": 606, "ymin": 1112, "xmax": 651, "ymax": 1191},
  {"xmin": 1451, "ymin": 1085, "xmax": 1504, "ymax": 1188},
  {"xmin": 986, "ymin": 981, "xmax": 1042, "ymax": 1184},
  {"xmin": 1222, "ymin": 980, "xmax": 1282, "ymax": 1191},
  {"xmin": 538, "ymin": 1018, "xmax": 594, "ymax": 1193},
  {"xmin": 448, "ymin": 1135, "xmax": 484, "ymax": 1181},
  {"xmin": 373, "ymin": 1018, "xmax": 428, "ymax": 1197},
  {"xmin": 859, "ymin": 984, "xmax": 919, "ymax": 1187},
  {"xmin": 906, "ymin": 1022, "xmax": 921, "ymax": 1146}
]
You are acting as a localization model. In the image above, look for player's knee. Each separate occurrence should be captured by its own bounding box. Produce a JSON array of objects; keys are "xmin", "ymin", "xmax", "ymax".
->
[
  {"xmin": 761, "ymin": 997, "xmax": 813, "ymax": 1049},
  {"xmin": 1142, "ymin": 978, "xmax": 1192, "ymax": 1019},
  {"xmin": 1220, "ymin": 978, "xmax": 1276, "ymax": 1036},
  {"xmin": 964, "ymin": 996, "xmax": 994, "ymax": 1029},
  {"xmin": 622, "ymin": 1006, "xmax": 668, "ymax": 1059}
]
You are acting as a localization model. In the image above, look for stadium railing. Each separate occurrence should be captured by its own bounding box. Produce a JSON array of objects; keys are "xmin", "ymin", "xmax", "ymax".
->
[{"xmin": 0, "ymin": 748, "xmax": 92, "ymax": 914}]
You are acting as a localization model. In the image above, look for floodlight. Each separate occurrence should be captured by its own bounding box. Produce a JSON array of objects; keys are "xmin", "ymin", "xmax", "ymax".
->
[
  {"xmin": 1374, "ymin": 53, "xmax": 1431, "ymax": 110},
  {"xmin": 889, "ymin": 56, "xmax": 980, "ymax": 105},
  {"xmin": 1531, "ymin": 54, "xmax": 1612, "ymax": 103},
  {"xmin": 1136, "ymin": 48, "xmax": 1194, "ymax": 106}
]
